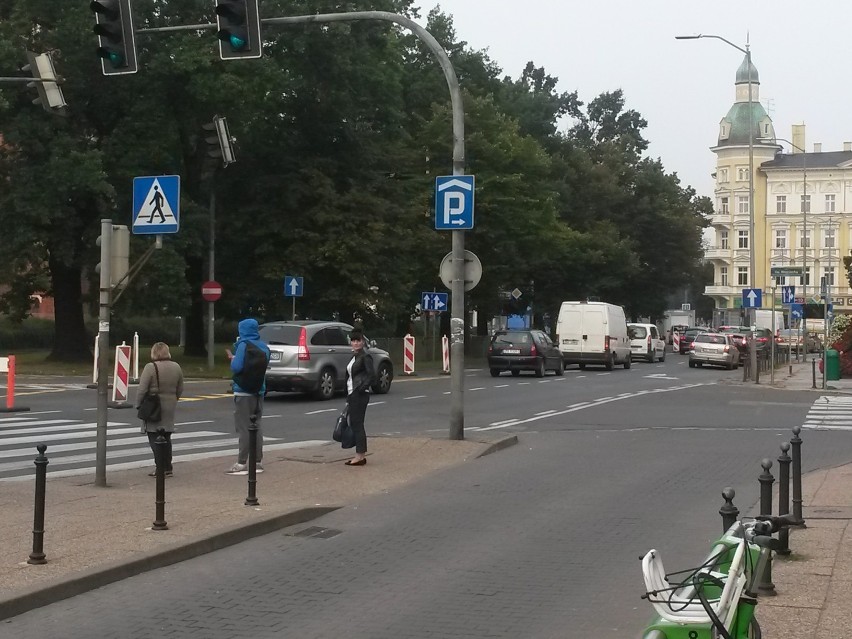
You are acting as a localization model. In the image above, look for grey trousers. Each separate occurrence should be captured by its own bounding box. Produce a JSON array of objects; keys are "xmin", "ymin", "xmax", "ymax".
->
[{"xmin": 234, "ymin": 394, "xmax": 264, "ymax": 464}]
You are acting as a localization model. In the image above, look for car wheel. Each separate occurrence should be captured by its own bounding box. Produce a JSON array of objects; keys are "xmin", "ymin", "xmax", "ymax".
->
[
  {"xmin": 624, "ymin": 354, "xmax": 631, "ymax": 370},
  {"xmin": 554, "ymin": 359, "xmax": 564, "ymax": 376},
  {"xmin": 313, "ymin": 367, "xmax": 336, "ymax": 400},
  {"xmin": 535, "ymin": 358, "xmax": 545, "ymax": 378},
  {"xmin": 511, "ymin": 370, "xmax": 521, "ymax": 377},
  {"xmin": 579, "ymin": 363, "xmax": 586, "ymax": 370},
  {"xmin": 647, "ymin": 350, "xmax": 655, "ymax": 364},
  {"xmin": 605, "ymin": 355, "xmax": 614, "ymax": 371},
  {"xmin": 372, "ymin": 362, "xmax": 393, "ymax": 394},
  {"xmin": 490, "ymin": 368, "xmax": 501, "ymax": 377},
  {"xmin": 689, "ymin": 361, "xmax": 696, "ymax": 368}
]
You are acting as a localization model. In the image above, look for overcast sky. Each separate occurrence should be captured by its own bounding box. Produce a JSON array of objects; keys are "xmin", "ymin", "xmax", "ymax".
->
[{"xmin": 415, "ymin": 0, "xmax": 852, "ymax": 200}]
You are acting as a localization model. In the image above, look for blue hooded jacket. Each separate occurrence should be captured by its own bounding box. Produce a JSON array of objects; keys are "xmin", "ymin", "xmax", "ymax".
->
[{"xmin": 231, "ymin": 318, "xmax": 271, "ymax": 394}]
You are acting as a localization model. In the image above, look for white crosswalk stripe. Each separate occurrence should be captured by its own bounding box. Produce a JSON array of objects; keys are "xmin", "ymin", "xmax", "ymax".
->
[
  {"xmin": 0, "ymin": 415, "xmax": 324, "ymax": 482},
  {"xmin": 803, "ymin": 396, "xmax": 852, "ymax": 431}
]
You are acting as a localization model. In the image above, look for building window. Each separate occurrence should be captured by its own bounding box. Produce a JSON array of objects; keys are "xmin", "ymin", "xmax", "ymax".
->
[
  {"xmin": 720, "ymin": 266, "xmax": 729, "ymax": 286},
  {"xmin": 826, "ymin": 194, "xmax": 836, "ymax": 213},
  {"xmin": 737, "ymin": 267, "xmax": 749, "ymax": 286},
  {"xmin": 719, "ymin": 168, "xmax": 729, "ymax": 183},
  {"xmin": 801, "ymin": 194, "xmax": 811, "ymax": 213},
  {"xmin": 774, "ymin": 273, "xmax": 786, "ymax": 287},
  {"xmin": 737, "ymin": 166, "xmax": 750, "ymax": 181},
  {"xmin": 824, "ymin": 267, "xmax": 836, "ymax": 287},
  {"xmin": 720, "ymin": 230, "xmax": 729, "ymax": 249},
  {"xmin": 801, "ymin": 229, "xmax": 811, "ymax": 249},
  {"xmin": 738, "ymin": 230, "xmax": 749, "ymax": 249},
  {"xmin": 737, "ymin": 195, "xmax": 749, "ymax": 214},
  {"xmin": 824, "ymin": 228, "xmax": 836, "ymax": 249},
  {"xmin": 775, "ymin": 230, "xmax": 787, "ymax": 249},
  {"xmin": 776, "ymin": 196, "xmax": 787, "ymax": 213},
  {"xmin": 720, "ymin": 197, "xmax": 729, "ymax": 214},
  {"xmin": 804, "ymin": 267, "xmax": 811, "ymax": 287}
]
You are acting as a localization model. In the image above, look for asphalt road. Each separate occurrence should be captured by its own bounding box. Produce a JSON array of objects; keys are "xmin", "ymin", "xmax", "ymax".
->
[{"xmin": 4, "ymin": 354, "xmax": 852, "ymax": 636}]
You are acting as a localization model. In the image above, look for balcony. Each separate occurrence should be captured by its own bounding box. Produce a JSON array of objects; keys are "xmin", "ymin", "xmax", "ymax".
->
[
  {"xmin": 709, "ymin": 214, "xmax": 731, "ymax": 226},
  {"xmin": 704, "ymin": 247, "xmax": 732, "ymax": 260},
  {"xmin": 705, "ymin": 284, "xmax": 738, "ymax": 296}
]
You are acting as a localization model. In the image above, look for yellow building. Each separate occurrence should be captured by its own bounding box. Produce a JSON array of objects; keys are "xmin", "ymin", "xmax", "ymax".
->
[{"xmin": 705, "ymin": 56, "xmax": 852, "ymax": 317}]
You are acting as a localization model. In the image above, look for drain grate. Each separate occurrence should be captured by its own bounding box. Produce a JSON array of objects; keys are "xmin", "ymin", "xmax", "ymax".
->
[{"xmin": 287, "ymin": 526, "xmax": 343, "ymax": 539}]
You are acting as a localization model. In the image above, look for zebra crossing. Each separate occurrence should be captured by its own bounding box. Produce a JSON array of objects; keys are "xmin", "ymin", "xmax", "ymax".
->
[
  {"xmin": 803, "ymin": 396, "xmax": 852, "ymax": 431},
  {"xmin": 0, "ymin": 412, "xmax": 325, "ymax": 482}
]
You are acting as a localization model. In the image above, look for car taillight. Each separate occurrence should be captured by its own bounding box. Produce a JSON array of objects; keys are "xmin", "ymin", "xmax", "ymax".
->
[
  {"xmin": 487, "ymin": 344, "xmax": 493, "ymax": 354},
  {"xmin": 530, "ymin": 344, "xmax": 537, "ymax": 356},
  {"xmin": 604, "ymin": 336, "xmax": 610, "ymax": 352},
  {"xmin": 298, "ymin": 327, "xmax": 310, "ymax": 361},
  {"xmin": 647, "ymin": 336, "xmax": 652, "ymax": 348},
  {"xmin": 723, "ymin": 345, "xmax": 730, "ymax": 353}
]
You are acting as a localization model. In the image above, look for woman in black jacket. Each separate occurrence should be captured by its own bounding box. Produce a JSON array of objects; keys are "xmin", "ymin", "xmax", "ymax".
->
[{"xmin": 344, "ymin": 328, "xmax": 374, "ymax": 466}]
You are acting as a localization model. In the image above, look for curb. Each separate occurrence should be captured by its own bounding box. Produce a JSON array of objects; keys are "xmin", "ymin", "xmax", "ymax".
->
[
  {"xmin": 0, "ymin": 506, "xmax": 338, "ymax": 622},
  {"xmin": 473, "ymin": 434, "xmax": 519, "ymax": 457}
]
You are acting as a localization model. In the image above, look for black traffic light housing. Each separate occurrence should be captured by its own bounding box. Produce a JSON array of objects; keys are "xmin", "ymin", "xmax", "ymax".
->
[
  {"xmin": 91, "ymin": 0, "xmax": 138, "ymax": 75},
  {"xmin": 215, "ymin": 0, "xmax": 262, "ymax": 60}
]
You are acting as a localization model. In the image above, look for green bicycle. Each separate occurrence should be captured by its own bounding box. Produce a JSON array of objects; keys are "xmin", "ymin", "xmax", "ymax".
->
[{"xmin": 639, "ymin": 514, "xmax": 795, "ymax": 639}]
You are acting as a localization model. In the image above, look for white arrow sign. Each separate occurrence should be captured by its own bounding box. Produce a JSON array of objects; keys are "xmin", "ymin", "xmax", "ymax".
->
[
  {"xmin": 289, "ymin": 279, "xmax": 299, "ymax": 295},
  {"xmin": 747, "ymin": 290, "xmax": 758, "ymax": 305}
]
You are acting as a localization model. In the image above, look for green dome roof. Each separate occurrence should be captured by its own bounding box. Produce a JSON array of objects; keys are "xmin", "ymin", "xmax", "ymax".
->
[
  {"xmin": 735, "ymin": 54, "xmax": 759, "ymax": 84},
  {"xmin": 718, "ymin": 101, "xmax": 773, "ymax": 147}
]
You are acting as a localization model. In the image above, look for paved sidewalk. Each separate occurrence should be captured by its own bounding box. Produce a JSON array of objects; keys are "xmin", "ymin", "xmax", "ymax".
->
[
  {"xmin": 738, "ymin": 357, "xmax": 852, "ymax": 638},
  {"xmin": 0, "ymin": 433, "xmax": 516, "ymax": 621}
]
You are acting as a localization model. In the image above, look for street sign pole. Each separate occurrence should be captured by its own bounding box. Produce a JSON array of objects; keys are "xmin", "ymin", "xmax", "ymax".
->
[
  {"xmin": 292, "ymin": 296, "xmax": 295, "ymax": 321},
  {"xmin": 771, "ymin": 286, "xmax": 776, "ymax": 385},
  {"xmin": 208, "ymin": 189, "xmax": 216, "ymax": 370},
  {"xmin": 96, "ymin": 219, "xmax": 112, "ymax": 488}
]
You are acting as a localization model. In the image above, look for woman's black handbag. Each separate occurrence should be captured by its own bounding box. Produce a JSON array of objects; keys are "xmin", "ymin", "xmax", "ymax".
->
[
  {"xmin": 137, "ymin": 363, "xmax": 162, "ymax": 423},
  {"xmin": 332, "ymin": 405, "xmax": 355, "ymax": 448}
]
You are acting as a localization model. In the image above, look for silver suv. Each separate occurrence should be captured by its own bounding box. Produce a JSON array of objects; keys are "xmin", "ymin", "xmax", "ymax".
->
[{"xmin": 258, "ymin": 321, "xmax": 394, "ymax": 400}]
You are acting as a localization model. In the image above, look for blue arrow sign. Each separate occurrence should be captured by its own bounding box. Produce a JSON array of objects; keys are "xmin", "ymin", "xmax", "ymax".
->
[
  {"xmin": 132, "ymin": 175, "xmax": 180, "ymax": 235},
  {"xmin": 781, "ymin": 285, "xmax": 796, "ymax": 305},
  {"xmin": 791, "ymin": 303, "xmax": 803, "ymax": 320},
  {"xmin": 421, "ymin": 291, "xmax": 448, "ymax": 312},
  {"xmin": 435, "ymin": 175, "xmax": 475, "ymax": 230},
  {"xmin": 284, "ymin": 275, "xmax": 303, "ymax": 297},
  {"xmin": 742, "ymin": 288, "xmax": 762, "ymax": 308}
]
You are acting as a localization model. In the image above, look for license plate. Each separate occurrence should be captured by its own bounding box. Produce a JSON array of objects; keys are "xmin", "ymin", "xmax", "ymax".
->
[
  {"xmin": 270, "ymin": 351, "xmax": 281, "ymax": 361},
  {"xmin": 502, "ymin": 349, "xmax": 520, "ymax": 355},
  {"xmin": 563, "ymin": 339, "xmax": 578, "ymax": 345}
]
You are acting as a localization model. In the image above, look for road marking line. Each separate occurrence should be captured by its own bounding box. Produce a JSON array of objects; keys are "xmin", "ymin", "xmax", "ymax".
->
[
  {"xmin": 404, "ymin": 395, "xmax": 427, "ymax": 400},
  {"xmin": 470, "ymin": 387, "xmax": 485, "ymax": 391},
  {"xmin": 305, "ymin": 408, "xmax": 338, "ymax": 415},
  {"xmin": 494, "ymin": 384, "xmax": 509, "ymax": 388},
  {"xmin": 535, "ymin": 410, "xmax": 557, "ymax": 416}
]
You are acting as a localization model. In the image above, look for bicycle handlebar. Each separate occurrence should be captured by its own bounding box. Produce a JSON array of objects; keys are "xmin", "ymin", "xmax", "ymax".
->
[{"xmin": 753, "ymin": 513, "xmax": 798, "ymax": 533}]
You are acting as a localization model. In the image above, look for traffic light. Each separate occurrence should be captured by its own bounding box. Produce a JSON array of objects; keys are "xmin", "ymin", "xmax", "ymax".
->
[
  {"xmin": 95, "ymin": 224, "xmax": 130, "ymax": 289},
  {"xmin": 22, "ymin": 51, "xmax": 66, "ymax": 114},
  {"xmin": 202, "ymin": 115, "xmax": 236, "ymax": 167},
  {"xmin": 90, "ymin": 0, "xmax": 138, "ymax": 75},
  {"xmin": 215, "ymin": 0, "xmax": 262, "ymax": 60}
]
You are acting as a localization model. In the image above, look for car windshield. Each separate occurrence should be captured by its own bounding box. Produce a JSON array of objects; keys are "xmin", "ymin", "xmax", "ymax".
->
[
  {"xmin": 695, "ymin": 334, "xmax": 726, "ymax": 344},
  {"xmin": 629, "ymin": 326, "xmax": 648, "ymax": 338},
  {"xmin": 258, "ymin": 324, "xmax": 302, "ymax": 345},
  {"xmin": 719, "ymin": 326, "xmax": 749, "ymax": 333},
  {"xmin": 492, "ymin": 331, "xmax": 531, "ymax": 345},
  {"xmin": 684, "ymin": 329, "xmax": 702, "ymax": 337}
]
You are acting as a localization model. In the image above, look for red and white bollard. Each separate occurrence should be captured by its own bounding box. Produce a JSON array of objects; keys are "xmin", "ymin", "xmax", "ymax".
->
[
  {"xmin": 403, "ymin": 334, "xmax": 416, "ymax": 375},
  {"xmin": 110, "ymin": 343, "xmax": 132, "ymax": 408},
  {"xmin": 672, "ymin": 331, "xmax": 680, "ymax": 353},
  {"xmin": 86, "ymin": 334, "xmax": 99, "ymax": 389},
  {"xmin": 441, "ymin": 335, "xmax": 450, "ymax": 374},
  {"xmin": 0, "ymin": 355, "xmax": 31, "ymax": 413}
]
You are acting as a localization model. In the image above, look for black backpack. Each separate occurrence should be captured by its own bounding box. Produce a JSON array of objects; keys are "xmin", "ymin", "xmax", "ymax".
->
[{"xmin": 234, "ymin": 341, "xmax": 268, "ymax": 394}]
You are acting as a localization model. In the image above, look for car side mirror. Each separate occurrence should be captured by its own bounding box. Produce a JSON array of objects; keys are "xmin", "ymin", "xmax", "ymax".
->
[{"xmin": 369, "ymin": 339, "xmax": 377, "ymax": 348}]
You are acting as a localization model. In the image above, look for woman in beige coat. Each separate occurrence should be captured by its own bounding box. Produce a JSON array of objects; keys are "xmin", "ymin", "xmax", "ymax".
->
[{"xmin": 136, "ymin": 342, "xmax": 184, "ymax": 477}]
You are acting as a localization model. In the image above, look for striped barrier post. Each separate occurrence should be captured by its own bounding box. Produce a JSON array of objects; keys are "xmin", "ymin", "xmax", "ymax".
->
[
  {"xmin": 441, "ymin": 335, "xmax": 450, "ymax": 374},
  {"xmin": 403, "ymin": 334, "xmax": 416, "ymax": 375},
  {"xmin": 86, "ymin": 334, "xmax": 99, "ymax": 389},
  {"xmin": 130, "ymin": 331, "xmax": 140, "ymax": 384},
  {"xmin": 0, "ymin": 355, "xmax": 31, "ymax": 413},
  {"xmin": 672, "ymin": 331, "xmax": 680, "ymax": 353},
  {"xmin": 109, "ymin": 343, "xmax": 132, "ymax": 408}
]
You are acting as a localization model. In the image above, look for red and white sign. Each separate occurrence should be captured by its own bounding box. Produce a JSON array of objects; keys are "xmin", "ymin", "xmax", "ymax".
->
[
  {"xmin": 403, "ymin": 334, "xmax": 416, "ymax": 375},
  {"xmin": 672, "ymin": 331, "xmax": 681, "ymax": 352},
  {"xmin": 441, "ymin": 335, "xmax": 450, "ymax": 374},
  {"xmin": 201, "ymin": 280, "xmax": 222, "ymax": 302},
  {"xmin": 112, "ymin": 344, "xmax": 132, "ymax": 403}
]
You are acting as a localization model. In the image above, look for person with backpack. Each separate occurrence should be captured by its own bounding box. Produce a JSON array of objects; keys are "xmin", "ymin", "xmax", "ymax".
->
[
  {"xmin": 343, "ymin": 327, "xmax": 374, "ymax": 466},
  {"xmin": 225, "ymin": 318, "xmax": 271, "ymax": 475}
]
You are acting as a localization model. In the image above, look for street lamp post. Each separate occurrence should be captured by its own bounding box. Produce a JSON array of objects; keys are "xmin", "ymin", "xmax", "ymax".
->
[{"xmin": 677, "ymin": 33, "xmax": 757, "ymax": 379}]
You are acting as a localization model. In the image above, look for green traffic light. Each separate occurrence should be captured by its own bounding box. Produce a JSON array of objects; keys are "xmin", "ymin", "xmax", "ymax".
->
[
  {"xmin": 108, "ymin": 50, "xmax": 125, "ymax": 67},
  {"xmin": 229, "ymin": 33, "xmax": 247, "ymax": 51}
]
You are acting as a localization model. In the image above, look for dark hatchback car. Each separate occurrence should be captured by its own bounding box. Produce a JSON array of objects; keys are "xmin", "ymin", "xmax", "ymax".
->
[
  {"xmin": 678, "ymin": 327, "xmax": 713, "ymax": 354},
  {"xmin": 487, "ymin": 329, "xmax": 564, "ymax": 377}
]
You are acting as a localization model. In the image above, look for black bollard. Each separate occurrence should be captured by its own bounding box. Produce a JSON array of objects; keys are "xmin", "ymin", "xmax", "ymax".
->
[
  {"xmin": 757, "ymin": 458, "xmax": 776, "ymax": 594},
  {"xmin": 719, "ymin": 487, "xmax": 739, "ymax": 534},
  {"xmin": 791, "ymin": 425, "xmax": 806, "ymax": 527},
  {"xmin": 777, "ymin": 442, "xmax": 792, "ymax": 555},
  {"xmin": 245, "ymin": 414, "xmax": 259, "ymax": 506},
  {"xmin": 812, "ymin": 359, "xmax": 817, "ymax": 389},
  {"xmin": 152, "ymin": 430, "xmax": 168, "ymax": 531},
  {"xmin": 28, "ymin": 443, "xmax": 49, "ymax": 565}
]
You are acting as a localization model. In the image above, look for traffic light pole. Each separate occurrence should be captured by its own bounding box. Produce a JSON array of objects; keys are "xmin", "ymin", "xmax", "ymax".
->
[
  {"xmin": 96, "ymin": 219, "xmax": 112, "ymax": 488},
  {"xmin": 208, "ymin": 189, "xmax": 216, "ymax": 370}
]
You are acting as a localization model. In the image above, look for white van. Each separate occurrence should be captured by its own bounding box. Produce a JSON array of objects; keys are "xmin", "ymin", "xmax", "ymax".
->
[
  {"xmin": 556, "ymin": 301, "xmax": 631, "ymax": 370},
  {"xmin": 627, "ymin": 323, "xmax": 667, "ymax": 363}
]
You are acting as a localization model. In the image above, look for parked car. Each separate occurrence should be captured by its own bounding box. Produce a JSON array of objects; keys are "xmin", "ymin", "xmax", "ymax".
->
[
  {"xmin": 776, "ymin": 329, "xmax": 821, "ymax": 353},
  {"xmin": 259, "ymin": 321, "xmax": 394, "ymax": 400},
  {"xmin": 678, "ymin": 327, "xmax": 710, "ymax": 354},
  {"xmin": 689, "ymin": 333, "xmax": 740, "ymax": 370},
  {"xmin": 488, "ymin": 329, "xmax": 564, "ymax": 377},
  {"xmin": 728, "ymin": 333, "xmax": 748, "ymax": 356},
  {"xmin": 751, "ymin": 328, "xmax": 773, "ymax": 350},
  {"xmin": 717, "ymin": 325, "xmax": 751, "ymax": 335},
  {"xmin": 556, "ymin": 301, "xmax": 631, "ymax": 370},
  {"xmin": 628, "ymin": 323, "xmax": 667, "ymax": 362}
]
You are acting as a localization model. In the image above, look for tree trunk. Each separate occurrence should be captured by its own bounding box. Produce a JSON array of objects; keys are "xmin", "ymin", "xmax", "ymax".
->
[
  {"xmin": 183, "ymin": 254, "xmax": 207, "ymax": 357},
  {"xmin": 48, "ymin": 259, "xmax": 91, "ymax": 362}
]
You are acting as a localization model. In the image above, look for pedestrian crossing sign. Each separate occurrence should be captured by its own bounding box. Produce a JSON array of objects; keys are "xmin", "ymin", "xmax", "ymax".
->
[{"xmin": 132, "ymin": 175, "xmax": 180, "ymax": 235}]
